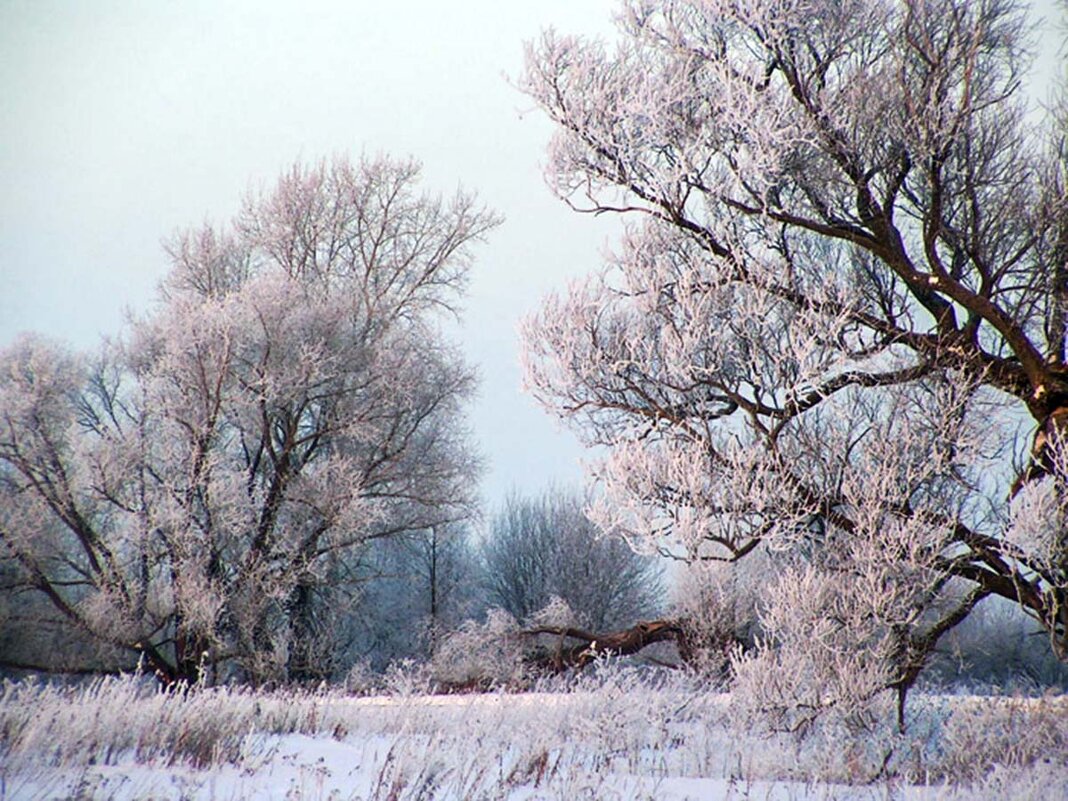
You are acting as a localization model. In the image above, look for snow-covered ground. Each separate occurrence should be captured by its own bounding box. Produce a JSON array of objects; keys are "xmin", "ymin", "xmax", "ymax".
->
[
  {"xmin": 2, "ymin": 674, "xmax": 1065, "ymax": 800},
  {"xmin": 2, "ymin": 734, "xmax": 994, "ymax": 801}
]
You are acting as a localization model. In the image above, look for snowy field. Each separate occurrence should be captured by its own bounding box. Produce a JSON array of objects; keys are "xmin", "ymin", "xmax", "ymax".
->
[{"xmin": 1, "ymin": 673, "xmax": 1066, "ymax": 800}]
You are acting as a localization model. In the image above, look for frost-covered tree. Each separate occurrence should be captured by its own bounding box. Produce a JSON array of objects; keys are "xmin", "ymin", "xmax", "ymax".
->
[
  {"xmin": 0, "ymin": 156, "xmax": 498, "ymax": 685},
  {"xmin": 520, "ymin": 0, "xmax": 1068, "ymax": 721},
  {"xmin": 482, "ymin": 490, "xmax": 662, "ymax": 631}
]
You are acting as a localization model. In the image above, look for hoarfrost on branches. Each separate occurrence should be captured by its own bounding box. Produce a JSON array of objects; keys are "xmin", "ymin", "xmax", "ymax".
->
[
  {"xmin": 520, "ymin": 0, "xmax": 1068, "ymax": 720},
  {"xmin": 0, "ymin": 155, "xmax": 499, "ymax": 684}
]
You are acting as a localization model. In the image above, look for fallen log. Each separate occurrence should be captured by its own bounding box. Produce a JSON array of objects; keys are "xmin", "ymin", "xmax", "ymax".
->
[{"xmin": 522, "ymin": 619, "xmax": 690, "ymax": 671}]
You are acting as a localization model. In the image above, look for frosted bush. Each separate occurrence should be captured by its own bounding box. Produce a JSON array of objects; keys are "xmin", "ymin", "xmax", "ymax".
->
[
  {"xmin": 672, "ymin": 559, "xmax": 762, "ymax": 679},
  {"xmin": 525, "ymin": 595, "xmax": 579, "ymax": 630},
  {"xmin": 382, "ymin": 660, "xmax": 435, "ymax": 697},
  {"xmin": 729, "ymin": 564, "xmax": 901, "ymax": 734},
  {"xmin": 343, "ymin": 659, "xmax": 379, "ymax": 695},
  {"xmin": 934, "ymin": 695, "xmax": 1068, "ymax": 783},
  {"xmin": 430, "ymin": 608, "xmax": 525, "ymax": 688}
]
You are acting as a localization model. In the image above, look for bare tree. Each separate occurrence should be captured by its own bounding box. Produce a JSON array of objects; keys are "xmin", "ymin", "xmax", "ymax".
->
[
  {"xmin": 481, "ymin": 489, "xmax": 662, "ymax": 632},
  {"xmin": 0, "ymin": 155, "xmax": 499, "ymax": 685},
  {"xmin": 345, "ymin": 523, "xmax": 480, "ymax": 669},
  {"xmin": 520, "ymin": 0, "xmax": 1068, "ymax": 723}
]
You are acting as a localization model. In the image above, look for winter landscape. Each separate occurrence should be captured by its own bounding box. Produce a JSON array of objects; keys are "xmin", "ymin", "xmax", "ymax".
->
[
  {"xmin": 3, "ymin": 1, "xmax": 1068, "ymax": 799},
  {"xmin": 4, "ymin": 672, "xmax": 1068, "ymax": 800}
]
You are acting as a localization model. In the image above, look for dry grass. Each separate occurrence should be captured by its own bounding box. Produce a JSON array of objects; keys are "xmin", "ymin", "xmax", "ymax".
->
[{"xmin": 1, "ymin": 671, "xmax": 1065, "ymax": 800}]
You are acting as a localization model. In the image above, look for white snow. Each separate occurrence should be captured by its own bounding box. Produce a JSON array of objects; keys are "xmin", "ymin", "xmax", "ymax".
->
[{"xmin": 3, "ymin": 677, "xmax": 1066, "ymax": 800}]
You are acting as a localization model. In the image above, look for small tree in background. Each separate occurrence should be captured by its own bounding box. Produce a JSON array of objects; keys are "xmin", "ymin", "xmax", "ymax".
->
[
  {"xmin": 343, "ymin": 523, "xmax": 481, "ymax": 669},
  {"xmin": 481, "ymin": 489, "xmax": 662, "ymax": 632},
  {"xmin": 0, "ymin": 155, "xmax": 498, "ymax": 684},
  {"xmin": 927, "ymin": 597, "xmax": 1068, "ymax": 690}
]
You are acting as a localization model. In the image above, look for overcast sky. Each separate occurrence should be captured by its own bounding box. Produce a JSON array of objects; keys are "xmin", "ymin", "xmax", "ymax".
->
[{"xmin": 1, "ymin": 0, "xmax": 1063, "ymax": 516}]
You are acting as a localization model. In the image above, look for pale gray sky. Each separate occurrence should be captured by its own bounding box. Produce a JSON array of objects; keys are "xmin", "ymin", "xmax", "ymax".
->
[{"xmin": 1, "ymin": 0, "xmax": 1063, "ymax": 512}]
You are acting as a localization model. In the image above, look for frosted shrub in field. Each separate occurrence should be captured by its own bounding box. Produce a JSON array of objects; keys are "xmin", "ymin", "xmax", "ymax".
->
[
  {"xmin": 343, "ymin": 658, "xmax": 379, "ymax": 695},
  {"xmin": 430, "ymin": 608, "xmax": 525, "ymax": 688},
  {"xmin": 381, "ymin": 659, "xmax": 435, "ymax": 697},
  {"xmin": 525, "ymin": 595, "xmax": 580, "ymax": 631},
  {"xmin": 672, "ymin": 559, "xmax": 761, "ymax": 679},
  {"xmin": 428, "ymin": 598, "xmax": 605, "ymax": 689},
  {"xmin": 939, "ymin": 761, "xmax": 1068, "ymax": 801},
  {"xmin": 730, "ymin": 563, "xmax": 903, "ymax": 734}
]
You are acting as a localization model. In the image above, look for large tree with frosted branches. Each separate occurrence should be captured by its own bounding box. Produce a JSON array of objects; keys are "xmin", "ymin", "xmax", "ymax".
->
[
  {"xmin": 521, "ymin": 0, "xmax": 1068, "ymax": 723},
  {"xmin": 0, "ymin": 156, "xmax": 498, "ymax": 684}
]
